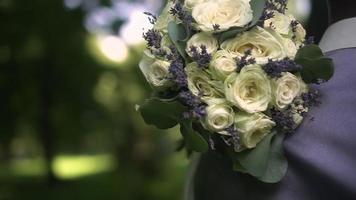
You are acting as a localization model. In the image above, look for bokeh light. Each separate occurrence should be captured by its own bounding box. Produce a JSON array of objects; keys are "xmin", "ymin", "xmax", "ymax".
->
[
  {"xmin": 289, "ymin": 0, "xmax": 312, "ymax": 22},
  {"xmin": 96, "ymin": 35, "xmax": 129, "ymax": 63},
  {"xmin": 52, "ymin": 154, "xmax": 116, "ymax": 180},
  {"xmin": 120, "ymin": 9, "xmax": 153, "ymax": 45}
]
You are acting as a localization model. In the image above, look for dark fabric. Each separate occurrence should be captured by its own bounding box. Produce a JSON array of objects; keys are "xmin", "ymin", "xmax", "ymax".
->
[{"xmin": 193, "ymin": 48, "xmax": 356, "ymax": 200}]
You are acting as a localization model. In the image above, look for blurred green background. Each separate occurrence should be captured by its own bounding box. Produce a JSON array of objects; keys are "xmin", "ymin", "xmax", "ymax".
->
[{"xmin": 0, "ymin": 0, "xmax": 328, "ymax": 199}]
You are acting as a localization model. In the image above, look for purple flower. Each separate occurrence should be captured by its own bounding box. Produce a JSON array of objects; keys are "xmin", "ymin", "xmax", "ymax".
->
[
  {"xmin": 170, "ymin": 2, "xmax": 194, "ymax": 32},
  {"xmin": 143, "ymin": 29, "xmax": 162, "ymax": 49},
  {"xmin": 301, "ymin": 89, "xmax": 321, "ymax": 108},
  {"xmin": 179, "ymin": 90, "xmax": 207, "ymax": 119},
  {"xmin": 222, "ymin": 125, "xmax": 241, "ymax": 152},
  {"xmin": 235, "ymin": 50, "xmax": 256, "ymax": 71},
  {"xmin": 262, "ymin": 58, "xmax": 302, "ymax": 78},
  {"xmin": 143, "ymin": 12, "xmax": 157, "ymax": 25},
  {"xmin": 265, "ymin": 0, "xmax": 288, "ymax": 14},
  {"xmin": 271, "ymin": 108, "xmax": 296, "ymax": 133},
  {"xmin": 189, "ymin": 45, "xmax": 212, "ymax": 69}
]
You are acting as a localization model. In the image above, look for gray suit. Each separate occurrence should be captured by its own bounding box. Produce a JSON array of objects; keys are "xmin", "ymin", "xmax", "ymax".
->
[{"xmin": 187, "ymin": 18, "xmax": 356, "ymax": 200}]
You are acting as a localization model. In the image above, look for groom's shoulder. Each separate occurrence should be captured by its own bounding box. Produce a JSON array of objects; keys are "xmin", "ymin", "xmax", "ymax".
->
[{"xmin": 283, "ymin": 47, "xmax": 356, "ymax": 199}]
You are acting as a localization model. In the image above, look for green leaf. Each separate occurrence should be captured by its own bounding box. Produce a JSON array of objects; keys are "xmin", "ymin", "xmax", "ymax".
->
[
  {"xmin": 258, "ymin": 132, "xmax": 287, "ymax": 183},
  {"xmin": 233, "ymin": 160, "xmax": 247, "ymax": 173},
  {"xmin": 218, "ymin": 0, "xmax": 266, "ymax": 43},
  {"xmin": 168, "ymin": 21, "xmax": 189, "ymax": 59},
  {"xmin": 295, "ymin": 45, "xmax": 335, "ymax": 83},
  {"xmin": 249, "ymin": 0, "xmax": 267, "ymax": 26},
  {"xmin": 168, "ymin": 21, "xmax": 187, "ymax": 42},
  {"xmin": 235, "ymin": 133, "xmax": 275, "ymax": 177},
  {"xmin": 232, "ymin": 131, "xmax": 287, "ymax": 183},
  {"xmin": 297, "ymin": 57, "xmax": 335, "ymax": 84},
  {"xmin": 218, "ymin": 27, "xmax": 245, "ymax": 43},
  {"xmin": 139, "ymin": 98, "xmax": 186, "ymax": 129},
  {"xmin": 295, "ymin": 44, "xmax": 324, "ymax": 60},
  {"xmin": 179, "ymin": 120, "xmax": 209, "ymax": 153}
]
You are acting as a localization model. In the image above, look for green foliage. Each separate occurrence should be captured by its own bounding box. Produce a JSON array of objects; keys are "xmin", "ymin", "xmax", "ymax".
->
[
  {"xmin": 218, "ymin": 27, "xmax": 245, "ymax": 44},
  {"xmin": 218, "ymin": 0, "xmax": 266, "ymax": 43},
  {"xmin": 296, "ymin": 44, "xmax": 324, "ymax": 59},
  {"xmin": 295, "ymin": 45, "xmax": 335, "ymax": 83},
  {"xmin": 168, "ymin": 22, "xmax": 189, "ymax": 60},
  {"xmin": 231, "ymin": 131, "xmax": 287, "ymax": 183},
  {"xmin": 179, "ymin": 121, "xmax": 208, "ymax": 153},
  {"xmin": 139, "ymin": 98, "xmax": 186, "ymax": 129},
  {"xmin": 249, "ymin": 0, "xmax": 267, "ymax": 26},
  {"xmin": 139, "ymin": 98, "xmax": 209, "ymax": 152}
]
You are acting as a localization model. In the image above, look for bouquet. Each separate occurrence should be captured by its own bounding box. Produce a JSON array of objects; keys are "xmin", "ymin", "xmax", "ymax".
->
[{"xmin": 138, "ymin": 0, "xmax": 334, "ymax": 183}]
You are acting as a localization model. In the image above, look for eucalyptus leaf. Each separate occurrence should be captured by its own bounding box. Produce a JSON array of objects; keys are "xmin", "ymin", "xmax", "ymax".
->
[
  {"xmin": 218, "ymin": 27, "xmax": 245, "ymax": 43},
  {"xmin": 235, "ymin": 132, "xmax": 275, "ymax": 177},
  {"xmin": 232, "ymin": 131, "xmax": 287, "ymax": 183},
  {"xmin": 233, "ymin": 160, "xmax": 247, "ymax": 173},
  {"xmin": 297, "ymin": 57, "xmax": 335, "ymax": 83},
  {"xmin": 139, "ymin": 98, "xmax": 186, "ymax": 129},
  {"xmin": 168, "ymin": 21, "xmax": 189, "ymax": 59},
  {"xmin": 180, "ymin": 120, "xmax": 209, "ymax": 153},
  {"xmin": 295, "ymin": 44, "xmax": 324, "ymax": 60},
  {"xmin": 258, "ymin": 132, "xmax": 287, "ymax": 183},
  {"xmin": 295, "ymin": 45, "xmax": 335, "ymax": 83},
  {"xmin": 249, "ymin": 0, "xmax": 267, "ymax": 26}
]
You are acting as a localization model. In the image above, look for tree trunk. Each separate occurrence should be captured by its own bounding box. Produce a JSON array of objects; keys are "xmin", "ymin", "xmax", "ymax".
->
[{"xmin": 39, "ymin": 59, "xmax": 58, "ymax": 186}]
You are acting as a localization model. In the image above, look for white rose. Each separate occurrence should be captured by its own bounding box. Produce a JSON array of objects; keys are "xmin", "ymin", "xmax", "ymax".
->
[
  {"xmin": 209, "ymin": 50, "xmax": 237, "ymax": 80},
  {"xmin": 154, "ymin": 1, "xmax": 175, "ymax": 32},
  {"xmin": 288, "ymin": 14, "xmax": 306, "ymax": 45},
  {"xmin": 225, "ymin": 65, "xmax": 272, "ymax": 113},
  {"xmin": 186, "ymin": 32, "xmax": 218, "ymax": 57},
  {"xmin": 283, "ymin": 38, "xmax": 298, "ymax": 58},
  {"xmin": 262, "ymin": 12, "xmax": 298, "ymax": 58},
  {"xmin": 184, "ymin": 0, "xmax": 206, "ymax": 10},
  {"xmin": 192, "ymin": 0, "xmax": 252, "ymax": 32},
  {"xmin": 186, "ymin": 63, "xmax": 223, "ymax": 100},
  {"xmin": 203, "ymin": 98, "xmax": 235, "ymax": 132},
  {"xmin": 139, "ymin": 50, "xmax": 171, "ymax": 89},
  {"xmin": 272, "ymin": 72, "xmax": 301, "ymax": 110},
  {"xmin": 221, "ymin": 27, "xmax": 288, "ymax": 64},
  {"xmin": 235, "ymin": 112, "xmax": 276, "ymax": 149},
  {"xmin": 294, "ymin": 23, "xmax": 306, "ymax": 46},
  {"xmin": 160, "ymin": 35, "xmax": 174, "ymax": 55},
  {"xmin": 264, "ymin": 11, "xmax": 292, "ymax": 35}
]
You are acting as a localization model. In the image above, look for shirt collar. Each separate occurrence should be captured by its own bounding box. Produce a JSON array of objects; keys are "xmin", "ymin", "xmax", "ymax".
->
[{"xmin": 319, "ymin": 17, "xmax": 356, "ymax": 53}]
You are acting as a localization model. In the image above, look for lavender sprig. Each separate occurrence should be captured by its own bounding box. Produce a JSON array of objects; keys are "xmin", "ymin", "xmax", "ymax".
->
[
  {"xmin": 290, "ymin": 20, "xmax": 299, "ymax": 40},
  {"xmin": 271, "ymin": 108, "xmax": 296, "ymax": 134},
  {"xmin": 265, "ymin": 0, "xmax": 288, "ymax": 14},
  {"xmin": 166, "ymin": 45, "xmax": 207, "ymax": 120},
  {"xmin": 170, "ymin": 2, "xmax": 194, "ymax": 32},
  {"xmin": 143, "ymin": 12, "xmax": 157, "ymax": 25},
  {"xmin": 262, "ymin": 58, "xmax": 302, "ymax": 78},
  {"xmin": 258, "ymin": 9, "xmax": 275, "ymax": 27},
  {"xmin": 189, "ymin": 45, "xmax": 212, "ymax": 69},
  {"xmin": 143, "ymin": 29, "xmax": 162, "ymax": 49},
  {"xmin": 179, "ymin": 90, "xmax": 207, "ymax": 119},
  {"xmin": 235, "ymin": 50, "xmax": 256, "ymax": 72},
  {"xmin": 301, "ymin": 89, "xmax": 322, "ymax": 108},
  {"xmin": 213, "ymin": 24, "xmax": 221, "ymax": 31},
  {"xmin": 223, "ymin": 125, "xmax": 242, "ymax": 152},
  {"xmin": 167, "ymin": 46, "xmax": 188, "ymax": 88}
]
